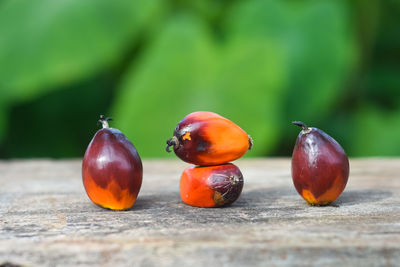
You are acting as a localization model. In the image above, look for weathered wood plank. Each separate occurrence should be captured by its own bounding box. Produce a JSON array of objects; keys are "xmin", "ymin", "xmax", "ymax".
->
[{"xmin": 1, "ymin": 159, "xmax": 400, "ymax": 266}]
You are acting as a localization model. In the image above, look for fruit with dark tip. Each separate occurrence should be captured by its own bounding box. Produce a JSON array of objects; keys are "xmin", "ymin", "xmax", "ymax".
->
[
  {"xmin": 291, "ymin": 121, "xmax": 349, "ymax": 206},
  {"xmin": 180, "ymin": 163, "xmax": 244, "ymax": 208},
  {"xmin": 166, "ymin": 111, "xmax": 252, "ymax": 166},
  {"xmin": 82, "ymin": 115, "xmax": 143, "ymax": 210}
]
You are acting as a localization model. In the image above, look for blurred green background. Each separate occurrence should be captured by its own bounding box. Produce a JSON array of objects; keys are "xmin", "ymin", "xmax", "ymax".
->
[{"xmin": 0, "ymin": 0, "xmax": 399, "ymax": 159}]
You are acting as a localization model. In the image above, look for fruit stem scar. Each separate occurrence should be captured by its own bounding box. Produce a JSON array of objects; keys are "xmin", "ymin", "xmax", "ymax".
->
[
  {"xmin": 98, "ymin": 115, "xmax": 113, "ymax": 129},
  {"xmin": 166, "ymin": 136, "xmax": 179, "ymax": 152},
  {"xmin": 292, "ymin": 121, "xmax": 311, "ymax": 134},
  {"xmin": 230, "ymin": 175, "xmax": 239, "ymax": 184},
  {"xmin": 248, "ymin": 135, "xmax": 253, "ymax": 150}
]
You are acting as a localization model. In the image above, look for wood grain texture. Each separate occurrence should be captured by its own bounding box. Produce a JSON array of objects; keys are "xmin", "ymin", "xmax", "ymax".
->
[{"xmin": 0, "ymin": 159, "xmax": 400, "ymax": 266}]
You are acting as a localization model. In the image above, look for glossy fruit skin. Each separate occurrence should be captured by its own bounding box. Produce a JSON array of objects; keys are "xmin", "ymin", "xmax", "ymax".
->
[
  {"xmin": 167, "ymin": 111, "xmax": 252, "ymax": 166},
  {"xmin": 82, "ymin": 127, "xmax": 142, "ymax": 210},
  {"xmin": 180, "ymin": 163, "xmax": 244, "ymax": 208},
  {"xmin": 291, "ymin": 124, "xmax": 349, "ymax": 206}
]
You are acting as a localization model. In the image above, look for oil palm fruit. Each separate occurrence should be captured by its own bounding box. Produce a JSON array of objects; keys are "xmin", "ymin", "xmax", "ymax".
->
[
  {"xmin": 82, "ymin": 115, "xmax": 143, "ymax": 210},
  {"xmin": 291, "ymin": 121, "xmax": 349, "ymax": 206},
  {"xmin": 166, "ymin": 111, "xmax": 252, "ymax": 165},
  {"xmin": 180, "ymin": 163, "xmax": 243, "ymax": 207}
]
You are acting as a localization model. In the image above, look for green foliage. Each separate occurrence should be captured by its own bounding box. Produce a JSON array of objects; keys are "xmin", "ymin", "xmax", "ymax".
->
[
  {"xmin": 226, "ymin": 0, "xmax": 356, "ymax": 120},
  {"xmin": 351, "ymin": 106, "xmax": 400, "ymax": 156},
  {"xmin": 0, "ymin": 0, "xmax": 398, "ymax": 158},
  {"xmin": 0, "ymin": 0, "xmax": 164, "ymax": 139},
  {"xmin": 0, "ymin": 0, "xmax": 163, "ymax": 99},
  {"xmin": 0, "ymin": 107, "xmax": 7, "ymax": 141},
  {"xmin": 2, "ymin": 75, "xmax": 115, "ymax": 158}
]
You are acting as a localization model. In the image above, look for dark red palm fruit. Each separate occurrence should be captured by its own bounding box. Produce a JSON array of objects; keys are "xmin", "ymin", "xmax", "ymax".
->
[
  {"xmin": 166, "ymin": 111, "xmax": 253, "ymax": 166},
  {"xmin": 82, "ymin": 115, "xmax": 143, "ymax": 210},
  {"xmin": 180, "ymin": 163, "xmax": 244, "ymax": 208},
  {"xmin": 291, "ymin": 121, "xmax": 349, "ymax": 206}
]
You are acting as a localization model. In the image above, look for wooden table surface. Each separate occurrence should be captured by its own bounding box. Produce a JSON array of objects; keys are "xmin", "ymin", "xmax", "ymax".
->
[{"xmin": 0, "ymin": 158, "xmax": 399, "ymax": 266}]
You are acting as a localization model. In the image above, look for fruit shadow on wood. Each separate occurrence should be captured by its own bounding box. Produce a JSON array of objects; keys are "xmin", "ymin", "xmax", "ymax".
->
[{"xmin": 335, "ymin": 189, "xmax": 392, "ymax": 206}]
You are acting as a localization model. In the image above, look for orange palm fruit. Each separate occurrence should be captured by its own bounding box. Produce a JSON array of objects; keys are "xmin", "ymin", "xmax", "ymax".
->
[
  {"xmin": 180, "ymin": 163, "xmax": 244, "ymax": 208},
  {"xmin": 291, "ymin": 121, "xmax": 349, "ymax": 206},
  {"xmin": 166, "ymin": 111, "xmax": 252, "ymax": 165},
  {"xmin": 82, "ymin": 115, "xmax": 143, "ymax": 210}
]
